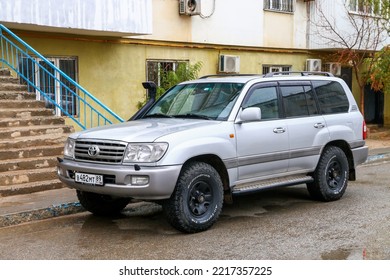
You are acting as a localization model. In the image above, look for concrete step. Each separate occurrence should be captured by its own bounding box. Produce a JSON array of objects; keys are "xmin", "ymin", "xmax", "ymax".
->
[
  {"xmin": 0, "ymin": 107, "xmax": 55, "ymax": 118},
  {"xmin": 0, "ymin": 75, "xmax": 20, "ymax": 84},
  {"xmin": 0, "ymin": 156, "xmax": 59, "ymax": 173},
  {"xmin": 0, "ymin": 116, "xmax": 65, "ymax": 127},
  {"xmin": 0, "ymin": 144, "xmax": 64, "ymax": 160},
  {"xmin": 0, "ymin": 91, "xmax": 36, "ymax": 100},
  {"xmin": 0, "ymin": 178, "xmax": 66, "ymax": 197},
  {"xmin": 0, "ymin": 68, "xmax": 12, "ymax": 76},
  {"xmin": 0, "ymin": 83, "xmax": 28, "ymax": 92},
  {"xmin": 0, "ymin": 167, "xmax": 58, "ymax": 187},
  {"xmin": 0, "ymin": 124, "xmax": 74, "ymax": 139},
  {"xmin": 0, "ymin": 135, "xmax": 66, "ymax": 150},
  {"xmin": 0, "ymin": 99, "xmax": 46, "ymax": 109}
]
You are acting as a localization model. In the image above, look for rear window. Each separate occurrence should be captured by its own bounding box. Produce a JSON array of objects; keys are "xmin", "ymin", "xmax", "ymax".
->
[{"xmin": 313, "ymin": 81, "xmax": 349, "ymax": 114}]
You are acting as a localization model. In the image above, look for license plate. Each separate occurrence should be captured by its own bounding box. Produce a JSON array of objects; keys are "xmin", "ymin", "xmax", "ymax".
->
[{"xmin": 75, "ymin": 172, "xmax": 104, "ymax": 186}]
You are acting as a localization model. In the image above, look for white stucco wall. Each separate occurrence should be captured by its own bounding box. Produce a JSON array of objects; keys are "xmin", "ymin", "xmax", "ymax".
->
[
  {"xmin": 0, "ymin": 0, "xmax": 152, "ymax": 36},
  {"xmin": 308, "ymin": 0, "xmax": 389, "ymax": 50},
  {"xmin": 191, "ymin": 0, "xmax": 264, "ymax": 47},
  {"xmin": 139, "ymin": 0, "xmax": 308, "ymax": 49}
]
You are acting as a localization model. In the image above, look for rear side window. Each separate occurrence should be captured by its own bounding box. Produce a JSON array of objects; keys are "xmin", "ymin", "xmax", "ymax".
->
[
  {"xmin": 313, "ymin": 81, "xmax": 349, "ymax": 114},
  {"xmin": 281, "ymin": 85, "xmax": 318, "ymax": 117}
]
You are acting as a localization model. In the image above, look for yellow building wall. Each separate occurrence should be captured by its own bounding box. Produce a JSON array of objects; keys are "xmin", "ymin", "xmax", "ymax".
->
[{"xmin": 15, "ymin": 32, "xmax": 312, "ymax": 130}]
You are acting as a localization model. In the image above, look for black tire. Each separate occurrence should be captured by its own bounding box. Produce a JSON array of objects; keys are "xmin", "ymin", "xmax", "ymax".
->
[
  {"xmin": 77, "ymin": 190, "xmax": 131, "ymax": 216},
  {"xmin": 163, "ymin": 161, "xmax": 224, "ymax": 233},
  {"xmin": 307, "ymin": 146, "xmax": 349, "ymax": 202}
]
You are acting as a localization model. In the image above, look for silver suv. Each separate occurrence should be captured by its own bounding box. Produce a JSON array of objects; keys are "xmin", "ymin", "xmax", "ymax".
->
[{"xmin": 57, "ymin": 72, "xmax": 368, "ymax": 233}]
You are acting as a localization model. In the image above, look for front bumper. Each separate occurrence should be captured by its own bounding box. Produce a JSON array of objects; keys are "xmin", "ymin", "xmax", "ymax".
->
[{"xmin": 57, "ymin": 158, "xmax": 181, "ymax": 200}]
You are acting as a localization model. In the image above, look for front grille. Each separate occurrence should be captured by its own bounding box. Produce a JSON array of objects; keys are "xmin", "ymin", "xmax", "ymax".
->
[{"xmin": 75, "ymin": 140, "xmax": 127, "ymax": 164}]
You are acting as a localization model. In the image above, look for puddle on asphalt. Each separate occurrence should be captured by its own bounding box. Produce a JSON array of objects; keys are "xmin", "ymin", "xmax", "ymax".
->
[{"xmin": 321, "ymin": 248, "xmax": 367, "ymax": 260}]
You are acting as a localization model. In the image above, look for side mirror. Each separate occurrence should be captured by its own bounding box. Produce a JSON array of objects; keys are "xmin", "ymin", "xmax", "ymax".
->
[{"xmin": 237, "ymin": 107, "xmax": 261, "ymax": 123}]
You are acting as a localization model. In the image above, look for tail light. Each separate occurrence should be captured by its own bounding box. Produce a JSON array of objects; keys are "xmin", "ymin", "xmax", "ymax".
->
[{"xmin": 363, "ymin": 120, "xmax": 367, "ymax": 140}]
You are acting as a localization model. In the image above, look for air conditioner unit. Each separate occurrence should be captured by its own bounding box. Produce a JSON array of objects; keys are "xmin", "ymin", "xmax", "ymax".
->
[
  {"xmin": 179, "ymin": 0, "xmax": 201, "ymax": 16},
  {"xmin": 219, "ymin": 55, "xmax": 240, "ymax": 73},
  {"xmin": 324, "ymin": 62, "xmax": 342, "ymax": 76},
  {"xmin": 306, "ymin": 59, "xmax": 322, "ymax": 72}
]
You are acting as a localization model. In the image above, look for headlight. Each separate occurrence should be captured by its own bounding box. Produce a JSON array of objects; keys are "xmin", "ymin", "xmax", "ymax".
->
[
  {"xmin": 123, "ymin": 143, "xmax": 168, "ymax": 163},
  {"xmin": 64, "ymin": 138, "xmax": 76, "ymax": 159}
]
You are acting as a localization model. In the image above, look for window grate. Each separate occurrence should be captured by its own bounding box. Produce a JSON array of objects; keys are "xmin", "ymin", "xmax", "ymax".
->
[{"xmin": 264, "ymin": 0, "xmax": 294, "ymax": 13}]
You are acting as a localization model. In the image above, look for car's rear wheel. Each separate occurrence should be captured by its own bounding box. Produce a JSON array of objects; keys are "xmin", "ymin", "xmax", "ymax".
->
[
  {"xmin": 307, "ymin": 146, "xmax": 349, "ymax": 201},
  {"xmin": 77, "ymin": 190, "xmax": 131, "ymax": 216},
  {"xmin": 163, "ymin": 161, "xmax": 224, "ymax": 233}
]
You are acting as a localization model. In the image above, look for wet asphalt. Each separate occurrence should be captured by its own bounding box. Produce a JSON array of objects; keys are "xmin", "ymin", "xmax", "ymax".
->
[{"xmin": 0, "ymin": 159, "xmax": 389, "ymax": 260}]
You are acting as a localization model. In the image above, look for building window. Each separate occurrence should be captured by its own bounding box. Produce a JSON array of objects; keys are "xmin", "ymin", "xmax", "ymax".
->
[
  {"xmin": 19, "ymin": 56, "xmax": 78, "ymax": 116},
  {"xmin": 349, "ymin": 0, "xmax": 382, "ymax": 15},
  {"xmin": 146, "ymin": 60, "xmax": 189, "ymax": 88},
  {"xmin": 262, "ymin": 65, "xmax": 292, "ymax": 75},
  {"xmin": 264, "ymin": 0, "xmax": 294, "ymax": 13}
]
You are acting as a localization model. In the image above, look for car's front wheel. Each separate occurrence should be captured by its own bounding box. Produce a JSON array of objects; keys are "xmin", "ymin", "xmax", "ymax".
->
[
  {"xmin": 163, "ymin": 161, "xmax": 224, "ymax": 233},
  {"xmin": 307, "ymin": 146, "xmax": 349, "ymax": 201},
  {"xmin": 77, "ymin": 190, "xmax": 131, "ymax": 216}
]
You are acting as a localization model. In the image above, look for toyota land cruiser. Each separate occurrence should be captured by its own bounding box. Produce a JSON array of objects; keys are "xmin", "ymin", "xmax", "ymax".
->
[{"xmin": 57, "ymin": 72, "xmax": 368, "ymax": 233}]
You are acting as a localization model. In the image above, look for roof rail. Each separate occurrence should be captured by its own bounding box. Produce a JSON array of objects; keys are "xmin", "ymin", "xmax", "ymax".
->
[
  {"xmin": 264, "ymin": 71, "xmax": 334, "ymax": 78},
  {"xmin": 200, "ymin": 74, "xmax": 262, "ymax": 79}
]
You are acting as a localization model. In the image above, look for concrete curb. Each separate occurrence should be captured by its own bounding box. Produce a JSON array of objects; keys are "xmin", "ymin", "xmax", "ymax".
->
[
  {"xmin": 365, "ymin": 153, "xmax": 390, "ymax": 163},
  {"xmin": 0, "ymin": 188, "xmax": 85, "ymax": 228},
  {"xmin": 365, "ymin": 147, "xmax": 390, "ymax": 164},
  {"xmin": 0, "ymin": 202, "xmax": 84, "ymax": 227}
]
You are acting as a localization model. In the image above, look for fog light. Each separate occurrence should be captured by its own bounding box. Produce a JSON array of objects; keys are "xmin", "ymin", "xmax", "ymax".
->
[{"xmin": 131, "ymin": 175, "xmax": 149, "ymax": 186}]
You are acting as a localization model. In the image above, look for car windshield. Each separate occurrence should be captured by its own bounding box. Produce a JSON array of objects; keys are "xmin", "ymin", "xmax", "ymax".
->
[{"xmin": 144, "ymin": 82, "xmax": 244, "ymax": 121}]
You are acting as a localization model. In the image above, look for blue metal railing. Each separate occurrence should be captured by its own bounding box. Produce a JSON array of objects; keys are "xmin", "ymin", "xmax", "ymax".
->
[{"xmin": 0, "ymin": 24, "xmax": 124, "ymax": 130}]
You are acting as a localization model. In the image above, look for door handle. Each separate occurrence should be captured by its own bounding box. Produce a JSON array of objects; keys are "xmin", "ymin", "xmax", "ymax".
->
[
  {"xmin": 314, "ymin": 123, "xmax": 325, "ymax": 129},
  {"xmin": 273, "ymin": 127, "xmax": 286, "ymax": 134}
]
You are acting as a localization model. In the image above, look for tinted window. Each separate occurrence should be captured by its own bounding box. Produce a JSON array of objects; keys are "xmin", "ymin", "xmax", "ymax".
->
[
  {"xmin": 243, "ymin": 86, "xmax": 279, "ymax": 120},
  {"xmin": 313, "ymin": 81, "xmax": 349, "ymax": 114},
  {"xmin": 281, "ymin": 85, "xmax": 318, "ymax": 117}
]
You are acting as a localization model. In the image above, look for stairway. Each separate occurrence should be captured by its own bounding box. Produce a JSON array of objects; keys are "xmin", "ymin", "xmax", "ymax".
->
[{"xmin": 0, "ymin": 68, "xmax": 74, "ymax": 197}]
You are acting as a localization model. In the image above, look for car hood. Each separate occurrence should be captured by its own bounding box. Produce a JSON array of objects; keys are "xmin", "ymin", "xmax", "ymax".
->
[{"xmin": 71, "ymin": 118, "xmax": 220, "ymax": 142}]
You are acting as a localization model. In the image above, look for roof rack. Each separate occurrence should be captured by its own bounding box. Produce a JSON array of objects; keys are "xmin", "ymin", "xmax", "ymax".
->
[
  {"xmin": 264, "ymin": 71, "xmax": 334, "ymax": 78},
  {"xmin": 199, "ymin": 74, "xmax": 262, "ymax": 79}
]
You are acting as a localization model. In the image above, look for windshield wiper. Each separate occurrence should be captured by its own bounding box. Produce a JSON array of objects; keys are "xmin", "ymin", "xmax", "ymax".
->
[
  {"xmin": 173, "ymin": 114, "xmax": 212, "ymax": 120},
  {"xmin": 143, "ymin": 113, "xmax": 173, "ymax": 119}
]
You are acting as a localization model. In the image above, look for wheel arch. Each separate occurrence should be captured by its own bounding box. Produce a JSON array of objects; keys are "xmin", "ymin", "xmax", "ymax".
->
[
  {"xmin": 182, "ymin": 154, "xmax": 230, "ymax": 192},
  {"xmin": 322, "ymin": 140, "xmax": 356, "ymax": 181}
]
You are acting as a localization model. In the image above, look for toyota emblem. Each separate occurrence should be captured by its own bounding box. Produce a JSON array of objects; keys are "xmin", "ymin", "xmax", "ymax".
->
[{"xmin": 88, "ymin": 145, "xmax": 100, "ymax": 157}]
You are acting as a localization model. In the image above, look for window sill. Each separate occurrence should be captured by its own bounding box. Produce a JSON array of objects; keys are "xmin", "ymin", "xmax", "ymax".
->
[{"xmin": 263, "ymin": 9, "xmax": 294, "ymax": 15}]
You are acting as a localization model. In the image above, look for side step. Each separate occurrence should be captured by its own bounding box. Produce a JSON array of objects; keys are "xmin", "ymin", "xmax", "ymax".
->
[{"xmin": 232, "ymin": 175, "xmax": 314, "ymax": 195}]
